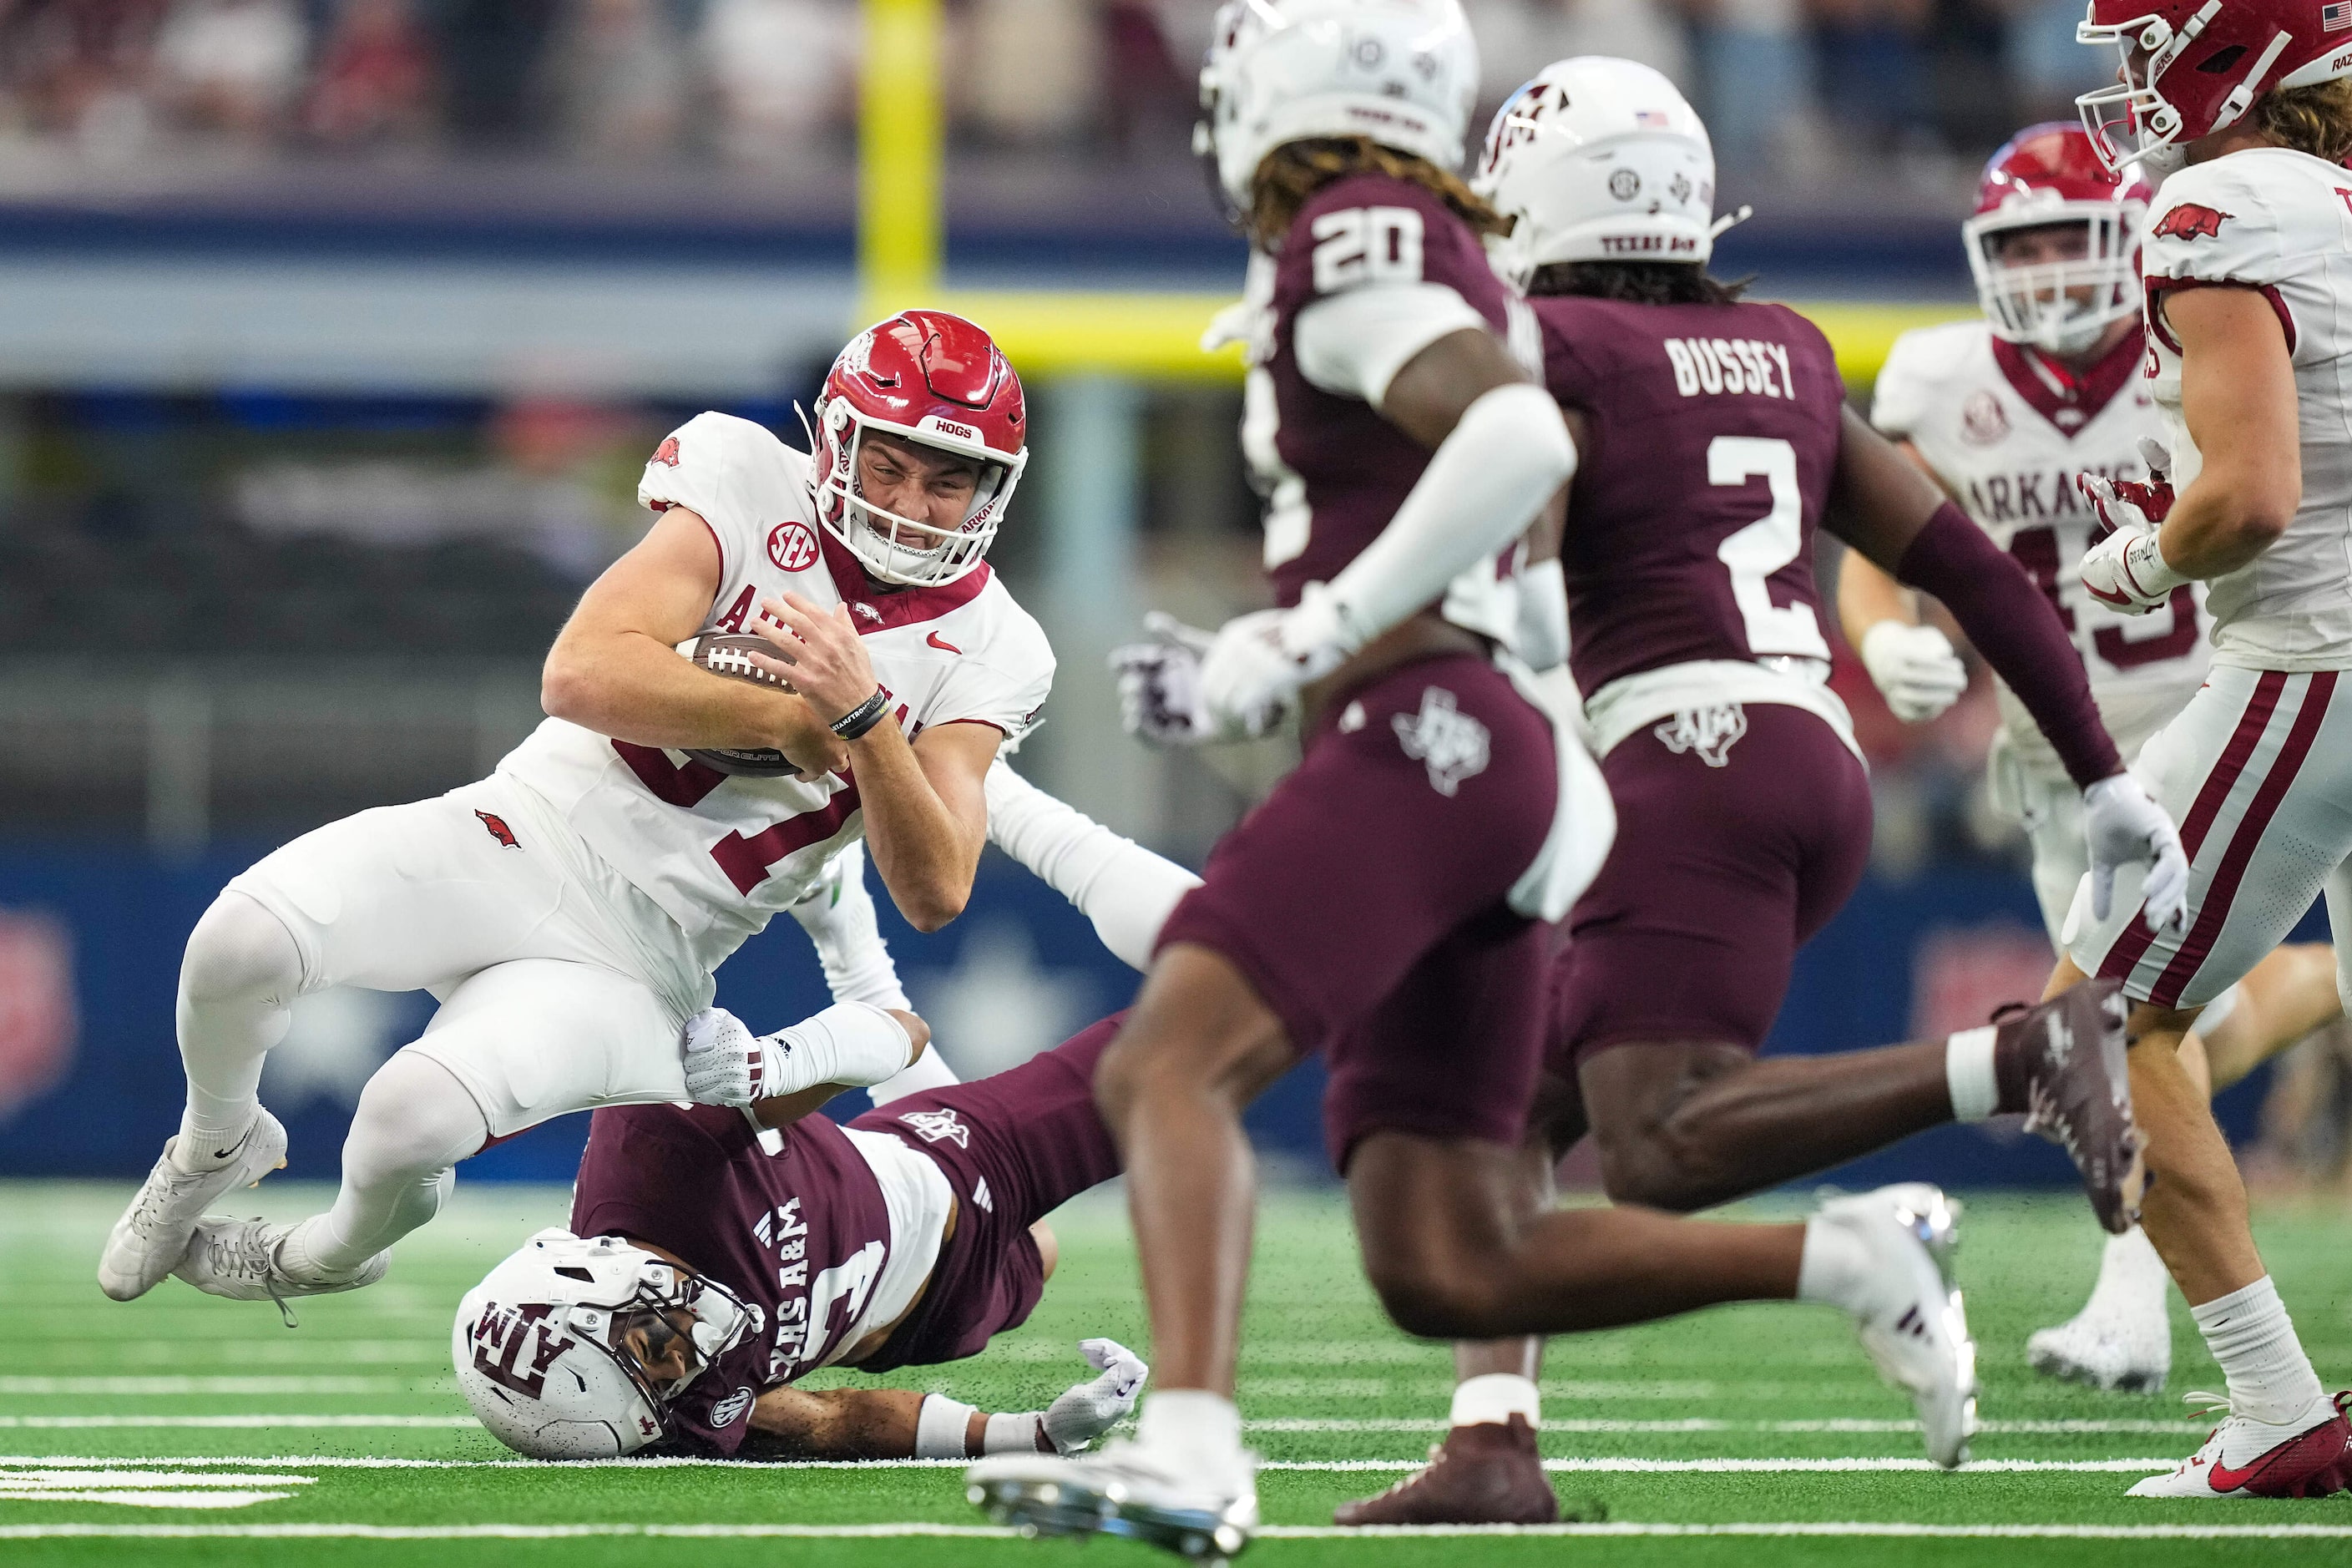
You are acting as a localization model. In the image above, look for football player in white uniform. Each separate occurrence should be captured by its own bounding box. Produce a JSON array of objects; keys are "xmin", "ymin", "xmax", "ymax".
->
[
  {"xmin": 97, "ymin": 310, "xmax": 1055, "ymax": 1314},
  {"xmin": 1841, "ymin": 124, "xmax": 2341, "ymax": 1398},
  {"xmin": 2036, "ymin": 0, "xmax": 2352, "ymax": 1496}
]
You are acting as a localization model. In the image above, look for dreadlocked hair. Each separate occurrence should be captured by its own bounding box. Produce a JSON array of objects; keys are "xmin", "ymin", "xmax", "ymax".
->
[
  {"xmin": 1247, "ymin": 136, "xmax": 1510, "ymax": 250},
  {"xmin": 2255, "ymin": 77, "xmax": 2352, "ymax": 165},
  {"xmin": 1525, "ymin": 260, "xmax": 1750, "ymax": 306}
]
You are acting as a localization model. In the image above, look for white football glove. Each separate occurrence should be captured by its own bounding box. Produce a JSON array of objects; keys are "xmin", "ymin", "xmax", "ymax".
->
[
  {"xmin": 2078, "ymin": 438, "xmax": 2187, "ymax": 615},
  {"xmin": 1111, "ymin": 613, "xmax": 1243, "ymax": 746},
  {"xmin": 680, "ymin": 1002, "xmax": 912, "ymax": 1107},
  {"xmin": 1858, "ymin": 620, "xmax": 1968, "ymax": 723},
  {"xmin": 2082, "ymin": 773, "xmax": 2190, "ymax": 933},
  {"xmin": 1039, "ymin": 1338, "xmax": 1150, "ymax": 1455},
  {"xmin": 1197, "ymin": 582, "xmax": 1365, "ymax": 737}
]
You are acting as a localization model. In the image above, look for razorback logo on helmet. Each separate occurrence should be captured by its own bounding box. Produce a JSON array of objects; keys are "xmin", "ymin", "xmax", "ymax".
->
[
  {"xmin": 468, "ymin": 1302, "xmax": 576, "ymax": 1399},
  {"xmin": 2152, "ymin": 203, "xmax": 2231, "ymax": 241},
  {"xmin": 651, "ymin": 438, "xmax": 680, "ymax": 467}
]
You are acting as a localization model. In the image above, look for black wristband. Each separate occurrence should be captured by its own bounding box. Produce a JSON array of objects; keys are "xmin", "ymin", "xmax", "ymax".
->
[{"xmin": 831, "ymin": 686, "xmax": 891, "ymax": 741}]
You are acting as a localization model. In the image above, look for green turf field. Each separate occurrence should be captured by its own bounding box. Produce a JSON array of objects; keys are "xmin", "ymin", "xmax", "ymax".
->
[{"xmin": 5, "ymin": 1180, "xmax": 2349, "ymax": 1565}]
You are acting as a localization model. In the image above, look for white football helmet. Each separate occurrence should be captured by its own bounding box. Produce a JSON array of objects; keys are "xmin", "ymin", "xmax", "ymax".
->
[
  {"xmin": 1194, "ymin": 0, "xmax": 1480, "ymax": 220},
  {"xmin": 1474, "ymin": 58, "xmax": 1720, "ymax": 291},
  {"xmin": 452, "ymin": 1229, "xmax": 763, "ymax": 1459}
]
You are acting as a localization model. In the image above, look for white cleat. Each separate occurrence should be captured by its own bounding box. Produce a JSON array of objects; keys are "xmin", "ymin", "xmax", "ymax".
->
[
  {"xmin": 98, "ymin": 1110, "xmax": 289, "ymax": 1302},
  {"xmin": 1818, "ymin": 1182, "xmax": 1979, "ymax": 1468},
  {"xmin": 2127, "ymin": 1392, "xmax": 2352, "ymax": 1498},
  {"xmin": 2028, "ymin": 1302, "xmax": 2171, "ymax": 1393},
  {"xmin": 969, "ymin": 1441, "xmax": 1259, "ymax": 1563},
  {"xmin": 172, "ymin": 1216, "xmax": 388, "ymax": 1310}
]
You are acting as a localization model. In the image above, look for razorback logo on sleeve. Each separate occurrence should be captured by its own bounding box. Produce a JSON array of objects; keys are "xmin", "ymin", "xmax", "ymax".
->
[
  {"xmin": 652, "ymin": 437, "xmax": 681, "ymax": 467},
  {"xmin": 2152, "ymin": 203, "xmax": 2231, "ymax": 241}
]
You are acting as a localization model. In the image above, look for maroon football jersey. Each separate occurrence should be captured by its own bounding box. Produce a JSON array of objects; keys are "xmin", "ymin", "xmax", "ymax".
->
[
  {"xmin": 1533, "ymin": 295, "xmax": 1846, "ymax": 698},
  {"xmin": 1259, "ymin": 172, "xmax": 1515, "ymax": 609},
  {"xmin": 571, "ymin": 1102, "xmax": 894, "ymax": 1457}
]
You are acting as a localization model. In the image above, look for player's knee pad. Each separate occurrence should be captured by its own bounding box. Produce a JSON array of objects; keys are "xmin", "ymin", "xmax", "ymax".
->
[
  {"xmin": 180, "ymin": 892, "xmax": 305, "ymax": 1010},
  {"xmin": 345, "ymin": 1052, "xmax": 488, "ymax": 1182}
]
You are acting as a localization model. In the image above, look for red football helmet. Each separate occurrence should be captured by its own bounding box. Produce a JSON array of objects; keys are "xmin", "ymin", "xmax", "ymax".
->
[
  {"xmin": 1963, "ymin": 123, "xmax": 2152, "ymax": 357},
  {"xmin": 806, "ymin": 311, "xmax": 1028, "ymax": 588},
  {"xmin": 2077, "ymin": 0, "xmax": 2352, "ymax": 170}
]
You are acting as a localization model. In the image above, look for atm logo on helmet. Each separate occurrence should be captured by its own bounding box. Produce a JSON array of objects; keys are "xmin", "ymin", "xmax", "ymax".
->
[
  {"xmin": 468, "ymin": 1302, "xmax": 576, "ymax": 1399},
  {"xmin": 2152, "ymin": 203, "xmax": 2230, "ymax": 241}
]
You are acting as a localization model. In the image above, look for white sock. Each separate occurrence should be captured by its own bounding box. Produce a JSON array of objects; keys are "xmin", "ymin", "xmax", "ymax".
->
[
  {"xmin": 866, "ymin": 1045, "xmax": 962, "ymax": 1107},
  {"xmin": 1794, "ymin": 1215, "xmax": 1874, "ymax": 1315},
  {"xmin": 1134, "ymin": 1390, "xmax": 1245, "ymax": 1478},
  {"xmin": 2083, "ymin": 1225, "xmax": 2171, "ymax": 1319},
  {"xmin": 1450, "ymin": 1373, "xmax": 1540, "ymax": 1429},
  {"xmin": 788, "ymin": 844, "xmax": 913, "ymax": 1013},
  {"xmin": 288, "ymin": 1051, "xmax": 483, "ymax": 1273},
  {"xmin": 2191, "ymin": 1277, "xmax": 2328, "ymax": 1426},
  {"xmin": 174, "ymin": 893, "xmax": 306, "ymax": 1166},
  {"xmin": 1945, "ymin": 1025, "xmax": 2000, "ymax": 1122},
  {"xmin": 984, "ymin": 761, "xmax": 1200, "ymax": 972}
]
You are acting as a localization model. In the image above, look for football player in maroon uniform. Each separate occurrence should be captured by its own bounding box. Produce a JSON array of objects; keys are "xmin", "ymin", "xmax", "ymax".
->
[
  {"xmin": 1330, "ymin": 58, "xmax": 2195, "ymax": 1525},
  {"xmin": 452, "ymin": 1008, "xmax": 1148, "ymax": 1463},
  {"xmin": 957, "ymin": 6, "xmax": 2122, "ymax": 1558}
]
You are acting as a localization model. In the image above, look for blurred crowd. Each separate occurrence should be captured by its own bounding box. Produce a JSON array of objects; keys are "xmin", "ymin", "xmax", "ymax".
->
[{"xmin": 0, "ymin": 0, "xmax": 2117, "ymax": 176}]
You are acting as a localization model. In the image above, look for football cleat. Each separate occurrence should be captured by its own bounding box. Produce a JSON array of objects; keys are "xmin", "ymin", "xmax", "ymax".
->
[
  {"xmin": 1818, "ymin": 1182, "xmax": 1979, "ymax": 1468},
  {"xmin": 2028, "ymin": 1299, "xmax": 2172, "ymax": 1394},
  {"xmin": 172, "ymin": 1216, "xmax": 387, "ymax": 1311},
  {"xmin": 1333, "ymin": 1415, "xmax": 1558, "ymax": 1526},
  {"xmin": 2128, "ymin": 1392, "xmax": 2352, "ymax": 1498},
  {"xmin": 99, "ymin": 1110, "xmax": 289, "ymax": 1302},
  {"xmin": 968, "ymin": 1441, "xmax": 1258, "ymax": 1563},
  {"xmin": 1993, "ymin": 979, "xmax": 2146, "ymax": 1234}
]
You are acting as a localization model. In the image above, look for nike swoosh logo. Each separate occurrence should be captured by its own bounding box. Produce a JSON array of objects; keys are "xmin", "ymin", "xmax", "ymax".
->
[
  {"xmin": 927, "ymin": 631, "xmax": 963, "ymax": 655},
  {"xmin": 2205, "ymin": 1424, "xmax": 2331, "ymax": 1493},
  {"xmin": 212, "ymin": 1126, "xmax": 250, "ymax": 1161}
]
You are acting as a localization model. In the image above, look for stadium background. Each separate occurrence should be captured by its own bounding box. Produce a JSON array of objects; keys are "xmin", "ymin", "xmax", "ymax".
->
[{"xmin": 0, "ymin": 0, "xmax": 2344, "ymax": 1200}]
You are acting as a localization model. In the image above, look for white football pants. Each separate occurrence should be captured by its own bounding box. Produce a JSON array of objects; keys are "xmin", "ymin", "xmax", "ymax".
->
[
  {"xmin": 2067, "ymin": 664, "xmax": 2352, "ymax": 1012},
  {"xmin": 179, "ymin": 773, "xmax": 708, "ymax": 1268}
]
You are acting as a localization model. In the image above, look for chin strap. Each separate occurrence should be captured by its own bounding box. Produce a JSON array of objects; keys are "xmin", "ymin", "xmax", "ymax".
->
[{"xmin": 1708, "ymin": 205, "xmax": 1754, "ymax": 243}]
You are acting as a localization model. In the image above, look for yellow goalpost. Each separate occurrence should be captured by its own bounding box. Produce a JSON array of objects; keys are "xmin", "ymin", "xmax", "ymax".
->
[{"xmin": 853, "ymin": 0, "xmax": 1960, "ymax": 383}]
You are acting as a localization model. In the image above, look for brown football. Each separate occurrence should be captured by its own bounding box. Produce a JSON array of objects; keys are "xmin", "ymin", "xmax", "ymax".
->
[{"xmin": 679, "ymin": 632, "xmax": 805, "ymax": 777}]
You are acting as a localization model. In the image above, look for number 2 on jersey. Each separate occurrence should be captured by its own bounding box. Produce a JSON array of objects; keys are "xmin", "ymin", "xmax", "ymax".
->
[{"xmin": 1710, "ymin": 437, "xmax": 1829, "ymax": 660}]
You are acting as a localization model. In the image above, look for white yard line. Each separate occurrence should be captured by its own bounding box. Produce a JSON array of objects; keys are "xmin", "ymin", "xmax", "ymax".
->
[
  {"xmin": 0, "ymin": 1378, "xmax": 425, "ymax": 1395},
  {"xmin": 0, "ymin": 1417, "xmax": 476, "ymax": 1429},
  {"xmin": 4, "ymin": 1521, "xmax": 2352, "ymax": 1541},
  {"xmin": 1246, "ymin": 1419, "xmax": 2207, "ymax": 1435},
  {"xmin": 0, "ymin": 1453, "xmax": 2177, "ymax": 1474}
]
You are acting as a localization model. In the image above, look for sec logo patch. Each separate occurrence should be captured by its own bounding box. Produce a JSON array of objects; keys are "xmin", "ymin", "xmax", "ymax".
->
[
  {"xmin": 1960, "ymin": 390, "xmax": 2010, "ymax": 448},
  {"xmin": 767, "ymin": 521, "xmax": 819, "ymax": 572}
]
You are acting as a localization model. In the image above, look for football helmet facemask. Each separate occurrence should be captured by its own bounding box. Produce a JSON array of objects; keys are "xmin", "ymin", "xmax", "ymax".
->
[
  {"xmin": 1964, "ymin": 122, "xmax": 2152, "ymax": 357},
  {"xmin": 1474, "ymin": 56, "xmax": 1724, "ymax": 291},
  {"xmin": 1193, "ymin": 0, "xmax": 1480, "ymax": 224},
  {"xmin": 453, "ymin": 1228, "xmax": 762, "ymax": 1459},
  {"xmin": 2076, "ymin": 0, "xmax": 2352, "ymax": 171},
  {"xmin": 806, "ymin": 311, "xmax": 1027, "ymax": 589}
]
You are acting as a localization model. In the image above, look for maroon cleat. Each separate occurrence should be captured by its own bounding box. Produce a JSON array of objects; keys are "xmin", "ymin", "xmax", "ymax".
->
[
  {"xmin": 1992, "ymin": 978, "xmax": 2145, "ymax": 1235},
  {"xmin": 2128, "ymin": 1392, "xmax": 2352, "ymax": 1498},
  {"xmin": 1333, "ymin": 1416, "xmax": 1558, "ymax": 1526}
]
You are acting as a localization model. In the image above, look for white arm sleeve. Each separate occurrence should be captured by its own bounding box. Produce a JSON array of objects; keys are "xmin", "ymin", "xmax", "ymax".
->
[
  {"xmin": 985, "ymin": 761, "xmax": 1201, "ymax": 972},
  {"xmin": 1292, "ymin": 282, "xmax": 1488, "ymax": 406},
  {"xmin": 1325, "ymin": 381, "xmax": 1578, "ymax": 646},
  {"xmin": 1514, "ymin": 558, "xmax": 1569, "ymax": 672}
]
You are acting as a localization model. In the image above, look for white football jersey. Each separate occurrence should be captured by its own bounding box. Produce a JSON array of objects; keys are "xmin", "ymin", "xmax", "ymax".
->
[
  {"xmin": 2141, "ymin": 148, "xmax": 2352, "ymax": 671},
  {"xmin": 500, "ymin": 412, "xmax": 1055, "ymax": 978},
  {"xmin": 1873, "ymin": 318, "xmax": 2208, "ymax": 778}
]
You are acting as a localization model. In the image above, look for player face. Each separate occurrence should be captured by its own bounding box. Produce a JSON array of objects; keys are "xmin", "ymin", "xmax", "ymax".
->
[
  {"xmin": 615, "ymin": 1305, "xmax": 706, "ymax": 1391},
  {"xmin": 1990, "ymin": 219, "xmax": 2100, "ymax": 310},
  {"xmin": 853, "ymin": 430, "xmax": 984, "ymax": 550}
]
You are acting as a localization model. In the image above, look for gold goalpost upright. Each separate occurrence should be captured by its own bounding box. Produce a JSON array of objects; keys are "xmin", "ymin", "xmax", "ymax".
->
[{"xmin": 851, "ymin": 0, "xmax": 1965, "ymax": 387}]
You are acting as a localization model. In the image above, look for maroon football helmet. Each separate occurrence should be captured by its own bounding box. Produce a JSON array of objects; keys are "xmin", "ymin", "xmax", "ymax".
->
[
  {"xmin": 2077, "ymin": 0, "xmax": 2352, "ymax": 170},
  {"xmin": 1964, "ymin": 123, "xmax": 2152, "ymax": 357},
  {"xmin": 807, "ymin": 311, "xmax": 1028, "ymax": 588}
]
